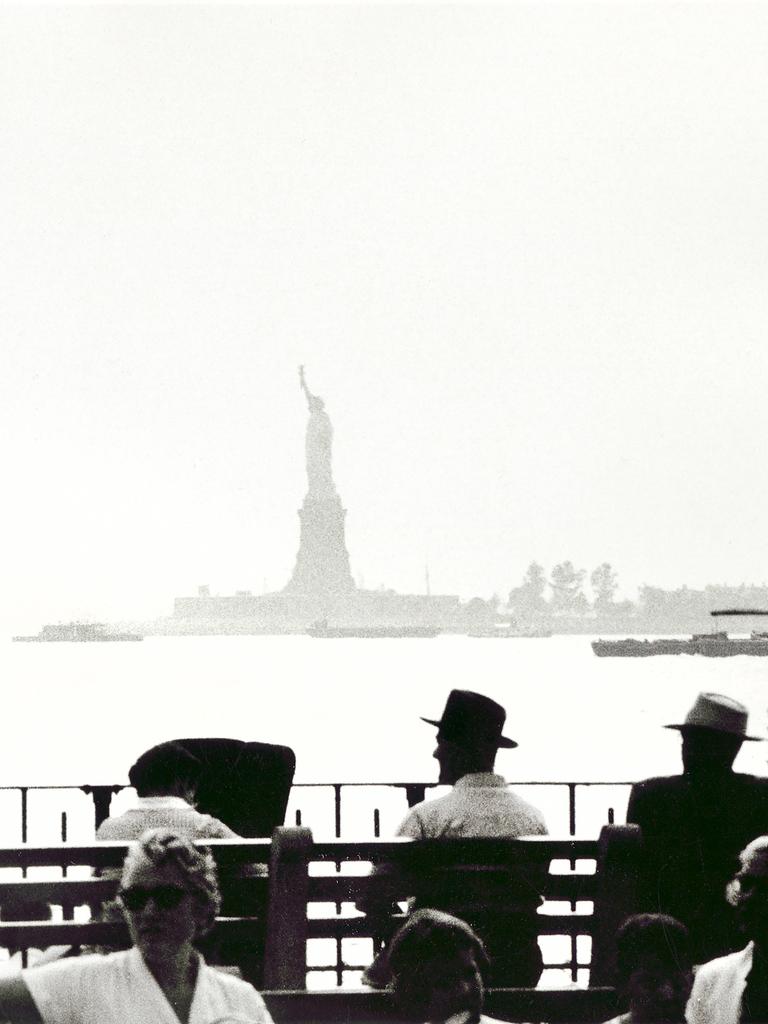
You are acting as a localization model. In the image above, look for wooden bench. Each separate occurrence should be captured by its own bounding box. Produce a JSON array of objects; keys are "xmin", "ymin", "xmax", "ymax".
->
[
  {"xmin": 263, "ymin": 986, "xmax": 619, "ymax": 1023},
  {"xmin": 264, "ymin": 824, "xmax": 641, "ymax": 989},
  {"xmin": 0, "ymin": 825, "xmax": 641, "ymax": 998}
]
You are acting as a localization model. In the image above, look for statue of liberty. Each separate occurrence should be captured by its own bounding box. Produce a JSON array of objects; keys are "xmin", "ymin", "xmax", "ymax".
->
[
  {"xmin": 299, "ymin": 365, "xmax": 336, "ymax": 498},
  {"xmin": 284, "ymin": 366, "xmax": 353, "ymax": 595}
]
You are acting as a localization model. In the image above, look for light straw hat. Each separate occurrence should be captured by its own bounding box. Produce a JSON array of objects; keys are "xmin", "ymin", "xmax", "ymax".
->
[{"xmin": 664, "ymin": 692, "xmax": 760, "ymax": 741}]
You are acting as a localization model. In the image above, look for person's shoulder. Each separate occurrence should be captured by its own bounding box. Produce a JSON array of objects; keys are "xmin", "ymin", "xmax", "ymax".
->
[
  {"xmin": 631, "ymin": 774, "xmax": 682, "ymax": 795},
  {"xmin": 396, "ymin": 792, "xmax": 454, "ymax": 837},
  {"xmin": 735, "ymin": 772, "xmax": 768, "ymax": 791},
  {"xmin": 194, "ymin": 814, "xmax": 238, "ymax": 839},
  {"xmin": 203, "ymin": 962, "xmax": 268, "ymax": 1007},
  {"xmin": 95, "ymin": 813, "xmax": 131, "ymax": 839},
  {"xmin": 406, "ymin": 790, "xmax": 454, "ymax": 818},
  {"xmin": 502, "ymin": 788, "xmax": 548, "ymax": 831},
  {"xmin": 628, "ymin": 775, "xmax": 683, "ymax": 810},
  {"xmin": 25, "ymin": 951, "xmax": 122, "ymax": 983},
  {"xmin": 626, "ymin": 776, "xmax": 684, "ymax": 826},
  {"xmin": 694, "ymin": 945, "xmax": 750, "ymax": 983},
  {"xmin": 204, "ymin": 963, "xmax": 254, "ymax": 990},
  {"xmin": 747, "ymin": 775, "xmax": 768, "ymax": 811},
  {"xmin": 706, "ymin": 773, "xmax": 768, "ymax": 811}
]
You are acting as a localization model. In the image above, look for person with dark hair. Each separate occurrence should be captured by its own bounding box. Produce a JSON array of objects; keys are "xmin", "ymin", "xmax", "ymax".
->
[
  {"xmin": 385, "ymin": 909, "xmax": 501, "ymax": 1024},
  {"xmin": 687, "ymin": 835, "xmax": 768, "ymax": 1023},
  {"xmin": 626, "ymin": 692, "xmax": 768, "ymax": 963},
  {"xmin": 96, "ymin": 742, "xmax": 239, "ymax": 841},
  {"xmin": 603, "ymin": 914, "xmax": 692, "ymax": 1024},
  {"xmin": 0, "ymin": 829, "xmax": 273, "ymax": 1024}
]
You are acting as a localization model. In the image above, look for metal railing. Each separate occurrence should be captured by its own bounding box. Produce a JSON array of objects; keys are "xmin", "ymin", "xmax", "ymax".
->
[
  {"xmin": 0, "ymin": 779, "xmax": 633, "ymax": 844},
  {"xmin": 0, "ymin": 779, "xmax": 633, "ymax": 843}
]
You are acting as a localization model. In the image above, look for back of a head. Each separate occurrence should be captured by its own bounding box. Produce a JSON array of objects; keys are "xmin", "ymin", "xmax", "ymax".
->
[
  {"xmin": 386, "ymin": 910, "xmax": 489, "ymax": 1022},
  {"xmin": 388, "ymin": 908, "xmax": 489, "ymax": 978},
  {"xmin": 128, "ymin": 742, "xmax": 202, "ymax": 797},
  {"xmin": 616, "ymin": 913, "xmax": 691, "ymax": 983},
  {"xmin": 680, "ymin": 728, "xmax": 743, "ymax": 776}
]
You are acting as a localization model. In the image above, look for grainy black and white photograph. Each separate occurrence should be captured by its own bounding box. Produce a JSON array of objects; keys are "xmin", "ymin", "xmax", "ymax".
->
[{"xmin": 2, "ymin": 2, "xmax": 768, "ymax": 1021}]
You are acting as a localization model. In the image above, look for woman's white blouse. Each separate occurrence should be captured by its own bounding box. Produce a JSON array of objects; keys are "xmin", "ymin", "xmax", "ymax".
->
[{"xmin": 23, "ymin": 948, "xmax": 273, "ymax": 1024}]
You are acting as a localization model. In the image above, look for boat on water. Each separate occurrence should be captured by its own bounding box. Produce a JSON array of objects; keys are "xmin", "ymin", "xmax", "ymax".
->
[
  {"xmin": 593, "ymin": 637, "xmax": 695, "ymax": 657},
  {"xmin": 13, "ymin": 622, "xmax": 143, "ymax": 643},
  {"xmin": 592, "ymin": 608, "xmax": 768, "ymax": 657},
  {"xmin": 307, "ymin": 620, "xmax": 440, "ymax": 638},
  {"xmin": 468, "ymin": 624, "xmax": 552, "ymax": 638}
]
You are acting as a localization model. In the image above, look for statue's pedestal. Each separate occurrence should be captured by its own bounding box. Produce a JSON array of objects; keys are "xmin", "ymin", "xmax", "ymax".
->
[{"xmin": 284, "ymin": 493, "xmax": 355, "ymax": 598}]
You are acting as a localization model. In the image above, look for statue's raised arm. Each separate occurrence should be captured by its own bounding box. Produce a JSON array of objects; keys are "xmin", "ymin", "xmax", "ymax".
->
[
  {"xmin": 299, "ymin": 365, "xmax": 315, "ymax": 409},
  {"xmin": 297, "ymin": 366, "xmax": 336, "ymax": 497}
]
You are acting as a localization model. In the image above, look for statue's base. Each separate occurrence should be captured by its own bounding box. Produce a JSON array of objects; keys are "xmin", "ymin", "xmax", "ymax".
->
[{"xmin": 284, "ymin": 495, "xmax": 355, "ymax": 595}]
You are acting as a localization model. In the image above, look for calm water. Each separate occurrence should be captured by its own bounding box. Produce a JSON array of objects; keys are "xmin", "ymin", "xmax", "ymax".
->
[{"xmin": 2, "ymin": 634, "xmax": 767, "ymax": 841}]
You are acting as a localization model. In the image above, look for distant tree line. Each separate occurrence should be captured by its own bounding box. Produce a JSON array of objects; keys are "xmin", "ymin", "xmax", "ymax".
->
[{"xmin": 502, "ymin": 561, "xmax": 768, "ymax": 633}]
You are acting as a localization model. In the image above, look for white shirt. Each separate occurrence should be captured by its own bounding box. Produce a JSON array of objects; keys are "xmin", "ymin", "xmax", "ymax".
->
[
  {"xmin": 23, "ymin": 947, "xmax": 273, "ymax": 1024},
  {"xmin": 685, "ymin": 942, "xmax": 753, "ymax": 1024},
  {"xmin": 95, "ymin": 797, "xmax": 237, "ymax": 842},
  {"xmin": 397, "ymin": 774, "xmax": 548, "ymax": 838}
]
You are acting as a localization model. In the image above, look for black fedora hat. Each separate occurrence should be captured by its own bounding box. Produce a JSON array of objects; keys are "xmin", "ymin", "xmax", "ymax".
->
[{"xmin": 421, "ymin": 689, "xmax": 517, "ymax": 749}]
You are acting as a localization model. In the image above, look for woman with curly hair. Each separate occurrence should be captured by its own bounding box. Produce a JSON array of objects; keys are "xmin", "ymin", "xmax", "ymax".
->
[{"xmin": 0, "ymin": 828, "xmax": 272, "ymax": 1024}]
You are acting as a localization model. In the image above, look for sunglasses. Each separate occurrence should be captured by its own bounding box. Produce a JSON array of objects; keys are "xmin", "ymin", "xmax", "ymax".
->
[{"xmin": 118, "ymin": 885, "xmax": 189, "ymax": 911}]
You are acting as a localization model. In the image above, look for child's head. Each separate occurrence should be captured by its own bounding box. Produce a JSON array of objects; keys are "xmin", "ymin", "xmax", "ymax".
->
[
  {"xmin": 615, "ymin": 914, "xmax": 692, "ymax": 1023},
  {"xmin": 386, "ymin": 909, "xmax": 490, "ymax": 1022}
]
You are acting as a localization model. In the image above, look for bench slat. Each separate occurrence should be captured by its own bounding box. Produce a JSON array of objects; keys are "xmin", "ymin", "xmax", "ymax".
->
[
  {"xmin": 309, "ymin": 837, "xmax": 598, "ymax": 863},
  {"xmin": 0, "ymin": 876, "xmax": 269, "ymax": 910},
  {"xmin": 263, "ymin": 987, "xmax": 618, "ymax": 1024},
  {"xmin": 306, "ymin": 913, "xmax": 597, "ymax": 939},
  {"xmin": 0, "ymin": 916, "xmax": 262, "ymax": 946},
  {"xmin": 0, "ymin": 839, "xmax": 272, "ymax": 870},
  {"xmin": 307, "ymin": 872, "xmax": 597, "ymax": 902},
  {"xmin": 0, "ymin": 879, "xmax": 118, "ymax": 902}
]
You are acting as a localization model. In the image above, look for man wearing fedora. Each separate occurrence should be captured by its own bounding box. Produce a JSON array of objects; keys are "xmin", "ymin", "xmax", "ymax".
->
[
  {"xmin": 627, "ymin": 692, "xmax": 768, "ymax": 964},
  {"xmin": 397, "ymin": 689, "xmax": 547, "ymax": 840},
  {"xmin": 366, "ymin": 690, "xmax": 547, "ymax": 987}
]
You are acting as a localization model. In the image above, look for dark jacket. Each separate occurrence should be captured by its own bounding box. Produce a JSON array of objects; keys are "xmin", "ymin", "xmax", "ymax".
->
[{"xmin": 627, "ymin": 772, "xmax": 768, "ymax": 963}]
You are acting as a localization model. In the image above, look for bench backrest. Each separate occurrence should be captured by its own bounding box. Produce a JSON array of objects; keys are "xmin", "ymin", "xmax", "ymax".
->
[
  {"xmin": 263, "ymin": 824, "xmax": 641, "ymax": 989},
  {"xmin": 0, "ymin": 826, "xmax": 641, "ymax": 991}
]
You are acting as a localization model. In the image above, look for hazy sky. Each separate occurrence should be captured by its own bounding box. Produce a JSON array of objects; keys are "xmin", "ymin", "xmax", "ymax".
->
[{"xmin": 4, "ymin": 2, "xmax": 768, "ymax": 627}]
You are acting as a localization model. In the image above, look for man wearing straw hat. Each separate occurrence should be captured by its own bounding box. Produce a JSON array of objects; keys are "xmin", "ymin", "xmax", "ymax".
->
[{"xmin": 627, "ymin": 692, "xmax": 768, "ymax": 964}]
